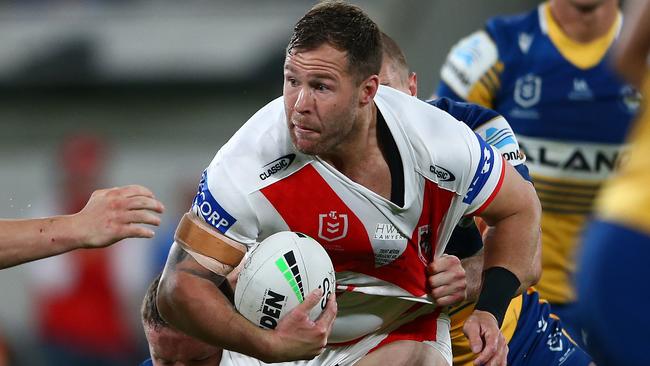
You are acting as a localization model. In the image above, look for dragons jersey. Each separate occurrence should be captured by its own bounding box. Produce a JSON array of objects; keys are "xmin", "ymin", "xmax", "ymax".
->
[
  {"xmin": 437, "ymin": 2, "xmax": 638, "ymax": 304},
  {"xmin": 191, "ymin": 86, "xmax": 505, "ymax": 343}
]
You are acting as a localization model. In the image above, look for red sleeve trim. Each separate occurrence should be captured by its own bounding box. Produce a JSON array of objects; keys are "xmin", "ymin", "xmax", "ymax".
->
[{"xmin": 469, "ymin": 156, "xmax": 506, "ymax": 216}]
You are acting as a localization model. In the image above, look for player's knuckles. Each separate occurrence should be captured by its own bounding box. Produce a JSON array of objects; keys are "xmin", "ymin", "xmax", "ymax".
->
[
  {"xmin": 313, "ymin": 323, "xmax": 330, "ymax": 337},
  {"xmin": 124, "ymin": 184, "xmax": 155, "ymax": 199},
  {"xmin": 105, "ymin": 186, "xmax": 125, "ymax": 198},
  {"xmin": 131, "ymin": 184, "xmax": 154, "ymax": 197},
  {"xmin": 107, "ymin": 196, "xmax": 128, "ymax": 212},
  {"xmin": 445, "ymin": 254, "xmax": 461, "ymax": 266}
]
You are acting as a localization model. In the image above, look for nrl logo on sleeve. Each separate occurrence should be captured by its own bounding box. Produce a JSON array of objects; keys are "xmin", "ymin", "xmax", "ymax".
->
[
  {"xmin": 430, "ymin": 165, "xmax": 456, "ymax": 182},
  {"xmin": 259, "ymin": 154, "xmax": 296, "ymax": 180}
]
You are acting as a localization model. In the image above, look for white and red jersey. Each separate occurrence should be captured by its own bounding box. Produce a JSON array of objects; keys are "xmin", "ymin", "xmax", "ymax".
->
[{"xmin": 192, "ymin": 86, "xmax": 505, "ymax": 342}]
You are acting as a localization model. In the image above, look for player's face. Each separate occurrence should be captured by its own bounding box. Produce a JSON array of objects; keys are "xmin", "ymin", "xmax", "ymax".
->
[
  {"xmin": 145, "ymin": 326, "xmax": 222, "ymax": 366},
  {"xmin": 283, "ymin": 43, "xmax": 361, "ymax": 155}
]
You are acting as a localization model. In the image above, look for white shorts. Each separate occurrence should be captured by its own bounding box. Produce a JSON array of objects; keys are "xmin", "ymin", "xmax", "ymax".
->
[{"xmin": 220, "ymin": 304, "xmax": 451, "ymax": 366}]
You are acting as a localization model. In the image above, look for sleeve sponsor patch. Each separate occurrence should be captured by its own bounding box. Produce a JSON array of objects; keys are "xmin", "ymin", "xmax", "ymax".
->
[
  {"xmin": 475, "ymin": 117, "xmax": 526, "ymax": 167},
  {"xmin": 463, "ymin": 133, "xmax": 496, "ymax": 205},
  {"xmin": 440, "ymin": 30, "xmax": 498, "ymax": 98},
  {"xmin": 192, "ymin": 170, "xmax": 237, "ymax": 233}
]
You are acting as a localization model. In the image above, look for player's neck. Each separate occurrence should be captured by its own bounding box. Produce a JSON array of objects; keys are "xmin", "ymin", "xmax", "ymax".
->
[
  {"xmin": 319, "ymin": 103, "xmax": 382, "ymax": 176},
  {"xmin": 320, "ymin": 104, "xmax": 393, "ymax": 201},
  {"xmin": 549, "ymin": 0, "xmax": 618, "ymax": 43}
]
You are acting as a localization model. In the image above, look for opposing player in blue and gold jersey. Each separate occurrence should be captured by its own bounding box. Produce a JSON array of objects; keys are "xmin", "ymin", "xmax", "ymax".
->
[
  {"xmin": 436, "ymin": 0, "xmax": 638, "ymax": 346},
  {"xmin": 380, "ymin": 32, "xmax": 593, "ymax": 366},
  {"xmin": 578, "ymin": 0, "xmax": 650, "ymax": 364}
]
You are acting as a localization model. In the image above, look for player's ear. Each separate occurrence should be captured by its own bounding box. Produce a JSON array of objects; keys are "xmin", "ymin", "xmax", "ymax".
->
[
  {"xmin": 408, "ymin": 72, "xmax": 418, "ymax": 97},
  {"xmin": 359, "ymin": 74, "xmax": 379, "ymax": 106}
]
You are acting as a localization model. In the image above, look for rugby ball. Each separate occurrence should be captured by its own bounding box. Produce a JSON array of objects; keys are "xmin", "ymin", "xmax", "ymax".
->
[{"xmin": 235, "ymin": 231, "xmax": 336, "ymax": 330}]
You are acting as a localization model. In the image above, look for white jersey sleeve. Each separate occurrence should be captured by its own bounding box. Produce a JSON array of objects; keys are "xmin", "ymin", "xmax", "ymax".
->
[
  {"xmin": 191, "ymin": 161, "xmax": 259, "ymax": 248},
  {"xmin": 459, "ymin": 131, "xmax": 506, "ymax": 215},
  {"xmin": 376, "ymin": 87, "xmax": 506, "ymax": 217}
]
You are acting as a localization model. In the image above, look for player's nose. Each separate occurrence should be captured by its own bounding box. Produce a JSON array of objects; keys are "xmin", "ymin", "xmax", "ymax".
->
[{"xmin": 294, "ymin": 87, "xmax": 313, "ymax": 114}]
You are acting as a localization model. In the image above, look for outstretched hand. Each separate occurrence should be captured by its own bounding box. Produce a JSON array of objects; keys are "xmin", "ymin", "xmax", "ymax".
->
[
  {"xmin": 74, "ymin": 185, "xmax": 165, "ymax": 248},
  {"xmin": 464, "ymin": 310, "xmax": 507, "ymax": 366},
  {"xmin": 268, "ymin": 288, "xmax": 337, "ymax": 362}
]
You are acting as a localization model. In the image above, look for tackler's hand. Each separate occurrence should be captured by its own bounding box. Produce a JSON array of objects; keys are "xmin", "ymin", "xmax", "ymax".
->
[
  {"xmin": 464, "ymin": 310, "xmax": 508, "ymax": 366},
  {"xmin": 74, "ymin": 185, "xmax": 164, "ymax": 248}
]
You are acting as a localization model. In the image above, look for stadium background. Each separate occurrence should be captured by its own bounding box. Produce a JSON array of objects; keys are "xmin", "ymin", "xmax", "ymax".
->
[{"xmin": 0, "ymin": 1, "xmax": 537, "ymax": 364}]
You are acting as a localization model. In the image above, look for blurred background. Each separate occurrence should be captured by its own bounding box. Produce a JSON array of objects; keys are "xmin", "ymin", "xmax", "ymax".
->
[{"xmin": 0, "ymin": 0, "xmax": 537, "ymax": 364}]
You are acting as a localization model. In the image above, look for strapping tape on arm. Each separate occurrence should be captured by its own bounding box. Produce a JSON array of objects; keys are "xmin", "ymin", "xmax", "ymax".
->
[{"xmin": 174, "ymin": 212, "xmax": 246, "ymax": 267}]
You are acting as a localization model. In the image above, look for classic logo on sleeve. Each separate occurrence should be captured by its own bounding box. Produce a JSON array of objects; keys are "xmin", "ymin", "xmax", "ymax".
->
[
  {"xmin": 430, "ymin": 165, "xmax": 456, "ymax": 182},
  {"xmin": 259, "ymin": 154, "xmax": 296, "ymax": 181},
  {"xmin": 192, "ymin": 170, "xmax": 236, "ymax": 233},
  {"xmin": 463, "ymin": 135, "xmax": 496, "ymax": 205}
]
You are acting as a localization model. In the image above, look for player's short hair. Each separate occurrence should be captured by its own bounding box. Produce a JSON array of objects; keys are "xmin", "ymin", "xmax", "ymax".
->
[
  {"xmin": 380, "ymin": 31, "xmax": 410, "ymax": 81},
  {"xmin": 141, "ymin": 273, "xmax": 168, "ymax": 331},
  {"xmin": 287, "ymin": 1, "xmax": 382, "ymax": 84}
]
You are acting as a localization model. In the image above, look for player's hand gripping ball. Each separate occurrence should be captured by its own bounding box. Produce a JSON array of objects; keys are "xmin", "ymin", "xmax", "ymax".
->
[{"xmin": 235, "ymin": 231, "xmax": 336, "ymax": 329}]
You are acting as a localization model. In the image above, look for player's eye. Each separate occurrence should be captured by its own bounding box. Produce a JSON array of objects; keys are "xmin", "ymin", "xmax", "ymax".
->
[{"xmin": 286, "ymin": 77, "xmax": 299, "ymax": 87}]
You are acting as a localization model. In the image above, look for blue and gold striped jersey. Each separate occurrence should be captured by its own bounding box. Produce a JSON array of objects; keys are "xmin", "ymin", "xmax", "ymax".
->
[{"xmin": 437, "ymin": 2, "xmax": 638, "ymax": 304}]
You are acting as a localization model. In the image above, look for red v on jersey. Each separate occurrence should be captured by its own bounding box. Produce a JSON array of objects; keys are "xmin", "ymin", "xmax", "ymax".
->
[{"xmin": 261, "ymin": 164, "xmax": 455, "ymax": 297}]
